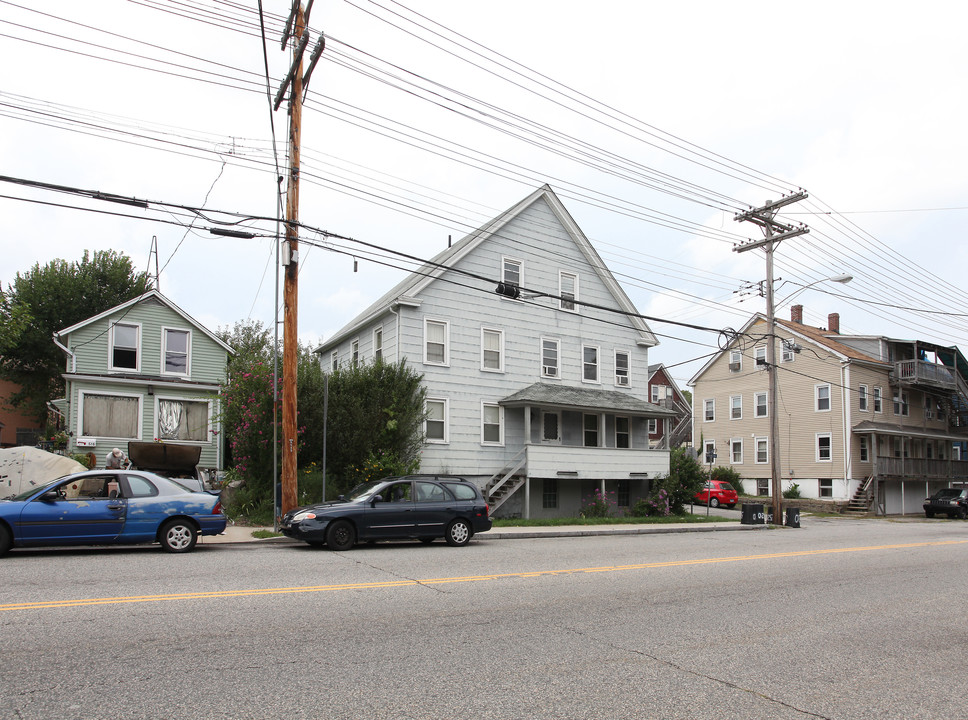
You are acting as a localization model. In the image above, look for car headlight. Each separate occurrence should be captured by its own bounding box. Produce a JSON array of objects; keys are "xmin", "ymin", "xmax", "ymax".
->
[{"xmin": 292, "ymin": 511, "xmax": 317, "ymax": 523}]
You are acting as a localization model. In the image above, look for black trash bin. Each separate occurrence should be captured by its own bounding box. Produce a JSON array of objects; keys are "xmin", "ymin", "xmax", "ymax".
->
[
  {"xmin": 741, "ymin": 503, "xmax": 765, "ymax": 525},
  {"xmin": 785, "ymin": 507, "xmax": 801, "ymax": 528}
]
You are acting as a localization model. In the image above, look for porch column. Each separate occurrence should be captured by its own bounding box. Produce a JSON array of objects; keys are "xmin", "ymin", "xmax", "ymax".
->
[
  {"xmin": 524, "ymin": 404, "xmax": 532, "ymax": 445},
  {"xmin": 524, "ymin": 477, "xmax": 530, "ymax": 520},
  {"xmin": 599, "ymin": 412, "xmax": 605, "ymax": 447}
]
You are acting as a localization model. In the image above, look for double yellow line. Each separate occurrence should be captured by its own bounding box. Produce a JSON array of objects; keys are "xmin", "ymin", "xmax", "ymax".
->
[{"xmin": 3, "ymin": 539, "xmax": 964, "ymax": 612}]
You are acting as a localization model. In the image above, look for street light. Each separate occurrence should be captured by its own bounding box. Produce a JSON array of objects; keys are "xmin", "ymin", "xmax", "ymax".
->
[{"xmin": 766, "ymin": 272, "xmax": 853, "ymax": 524}]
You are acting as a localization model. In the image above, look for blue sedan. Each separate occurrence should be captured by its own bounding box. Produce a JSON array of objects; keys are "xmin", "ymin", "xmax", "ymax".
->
[{"xmin": 0, "ymin": 469, "xmax": 226, "ymax": 556}]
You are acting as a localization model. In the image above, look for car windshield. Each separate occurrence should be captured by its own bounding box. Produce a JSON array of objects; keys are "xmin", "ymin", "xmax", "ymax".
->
[
  {"xmin": 344, "ymin": 481, "xmax": 385, "ymax": 502},
  {"xmin": 8, "ymin": 476, "xmax": 67, "ymax": 501},
  {"xmin": 936, "ymin": 489, "xmax": 962, "ymax": 498}
]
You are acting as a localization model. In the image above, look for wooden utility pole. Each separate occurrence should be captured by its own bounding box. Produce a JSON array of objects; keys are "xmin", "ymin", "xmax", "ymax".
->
[
  {"xmin": 276, "ymin": 2, "xmax": 324, "ymax": 517},
  {"xmin": 734, "ymin": 193, "xmax": 809, "ymax": 526}
]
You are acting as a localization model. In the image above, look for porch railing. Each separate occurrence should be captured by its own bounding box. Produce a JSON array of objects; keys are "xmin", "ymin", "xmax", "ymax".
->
[{"xmin": 874, "ymin": 455, "xmax": 968, "ymax": 481}]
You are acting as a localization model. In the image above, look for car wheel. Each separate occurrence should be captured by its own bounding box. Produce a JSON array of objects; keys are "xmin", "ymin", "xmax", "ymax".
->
[
  {"xmin": 709, "ymin": 497, "xmax": 720, "ymax": 509},
  {"xmin": 0, "ymin": 524, "xmax": 11, "ymax": 557},
  {"xmin": 445, "ymin": 519, "xmax": 472, "ymax": 547},
  {"xmin": 159, "ymin": 519, "xmax": 198, "ymax": 553},
  {"xmin": 925, "ymin": 510, "xmax": 935, "ymax": 518},
  {"xmin": 326, "ymin": 520, "xmax": 356, "ymax": 551},
  {"xmin": 419, "ymin": 537, "xmax": 435, "ymax": 544}
]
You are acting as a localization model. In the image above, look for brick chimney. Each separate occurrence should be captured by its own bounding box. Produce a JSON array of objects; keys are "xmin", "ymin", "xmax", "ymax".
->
[
  {"xmin": 828, "ymin": 313, "xmax": 840, "ymax": 334},
  {"xmin": 791, "ymin": 304, "xmax": 803, "ymax": 324}
]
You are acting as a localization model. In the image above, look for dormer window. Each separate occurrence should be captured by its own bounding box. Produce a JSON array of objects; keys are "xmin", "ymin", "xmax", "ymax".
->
[{"xmin": 111, "ymin": 322, "xmax": 140, "ymax": 371}]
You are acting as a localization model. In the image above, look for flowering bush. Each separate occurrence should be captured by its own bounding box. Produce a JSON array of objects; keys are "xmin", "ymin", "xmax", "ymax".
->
[
  {"xmin": 343, "ymin": 449, "xmax": 418, "ymax": 489},
  {"xmin": 580, "ymin": 488, "xmax": 615, "ymax": 518},
  {"xmin": 632, "ymin": 488, "xmax": 671, "ymax": 517}
]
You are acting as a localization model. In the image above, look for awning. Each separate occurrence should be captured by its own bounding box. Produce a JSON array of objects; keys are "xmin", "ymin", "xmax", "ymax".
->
[
  {"xmin": 499, "ymin": 382, "xmax": 677, "ymax": 417},
  {"xmin": 852, "ymin": 420, "xmax": 968, "ymax": 443}
]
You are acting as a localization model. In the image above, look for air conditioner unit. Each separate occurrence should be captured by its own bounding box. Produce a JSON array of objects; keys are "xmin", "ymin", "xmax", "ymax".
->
[
  {"xmin": 728, "ymin": 362, "xmax": 741, "ymax": 372},
  {"xmin": 616, "ymin": 376, "xmax": 629, "ymax": 386},
  {"xmin": 543, "ymin": 366, "xmax": 557, "ymax": 377}
]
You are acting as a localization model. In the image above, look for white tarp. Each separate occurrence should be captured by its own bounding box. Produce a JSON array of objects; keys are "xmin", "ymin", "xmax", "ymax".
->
[{"xmin": 0, "ymin": 447, "xmax": 86, "ymax": 499}]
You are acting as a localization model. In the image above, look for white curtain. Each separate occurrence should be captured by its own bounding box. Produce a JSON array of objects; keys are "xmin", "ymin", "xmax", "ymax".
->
[
  {"xmin": 83, "ymin": 395, "xmax": 139, "ymax": 438},
  {"xmin": 158, "ymin": 399, "xmax": 208, "ymax": 441}
]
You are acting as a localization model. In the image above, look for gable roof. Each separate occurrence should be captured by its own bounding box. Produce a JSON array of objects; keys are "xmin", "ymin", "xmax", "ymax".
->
[
  {"xmin": 316, "ymin": 185, "xmax": 657, "ymax": 353},
  {"xmin": 54, "ymin": 289, "xmax": 234, "ymax": 355},
  {"xmin": 647, "ymin": 363, "xmax": 687, "ymax": 400},
  {"xmin": 688, "ymin": 312, "xmax": 887, "ymax": 385}
]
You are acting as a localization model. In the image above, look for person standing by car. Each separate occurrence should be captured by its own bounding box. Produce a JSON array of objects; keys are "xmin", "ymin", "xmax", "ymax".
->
[{"xmin": 105, "ymin": 448, "xmax": 129, "ymax": 470}]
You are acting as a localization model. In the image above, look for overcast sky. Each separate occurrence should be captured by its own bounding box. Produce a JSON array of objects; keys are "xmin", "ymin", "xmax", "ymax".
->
[{"xmin": 2, "ymin": 0, "xmax": 967, "ymax": 388}]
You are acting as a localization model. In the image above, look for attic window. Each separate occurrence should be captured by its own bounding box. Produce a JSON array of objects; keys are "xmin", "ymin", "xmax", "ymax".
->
[
  {"xmin": 502, "ymin": 258, "xmax": 522, "ymax": 289},
  {"xmin": 163, "ymin": 329, "xmax": 190, "ymax": 375}
]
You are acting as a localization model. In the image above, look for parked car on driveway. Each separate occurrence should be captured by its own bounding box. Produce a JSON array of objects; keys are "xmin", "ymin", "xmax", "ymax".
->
[
  {"xmin": 923, "ymin": 488, "xmax": 968, "ymax": 518},
  {"xmin": 0, "ymin": 469, "xmax": 226, "ymax": 556},
  {"xmin": 695, "ymin": 479, "xmax": 738, "ymax": 509},
  {"xmin": 280, "ymin": 475, "xmax": 492, "ymax": 550}
]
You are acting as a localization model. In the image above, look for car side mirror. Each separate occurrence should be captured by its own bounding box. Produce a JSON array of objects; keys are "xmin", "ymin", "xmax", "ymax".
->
[
  {"xmin": 370, "ymin": 494, "xmax": 384, "ymax": 507},
  {"xmin": 336, "ymin": 494, "xmax": 346, "ymax": 502},
  {"xmin": 42, "ymin": 490, "xmax": 61, "ymax": 501}
]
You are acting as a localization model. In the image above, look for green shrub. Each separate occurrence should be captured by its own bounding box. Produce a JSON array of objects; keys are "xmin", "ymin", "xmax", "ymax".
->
[
  {"xmin": 580, "ymin": 488, "xmax": 615, "ymax": 518},
  {"xmin": 782, "ymin": 482, "xmax": 801, "ymax": 499},
  {"xmin": 710, "ymin": 465, "xmax": 742, "ymax": 493}
]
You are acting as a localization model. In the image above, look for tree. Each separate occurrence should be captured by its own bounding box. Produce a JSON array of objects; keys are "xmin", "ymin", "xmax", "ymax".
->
[
  {"xmin": 0, "ymin": 250, "xmax": 152, "ymax": 420},
  {"xmin": 650, "ymin": 446, "xmax": 707, "ymax": 515}
]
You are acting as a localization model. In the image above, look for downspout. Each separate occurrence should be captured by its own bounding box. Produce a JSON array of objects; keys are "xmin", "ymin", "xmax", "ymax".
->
[
  {"xmin": 842, "ymin": 362, "xmax": 852, "ymax": 497},
  {"xmin": 388, "ymin": 304, "xmax": 400, "ymax": 364}
]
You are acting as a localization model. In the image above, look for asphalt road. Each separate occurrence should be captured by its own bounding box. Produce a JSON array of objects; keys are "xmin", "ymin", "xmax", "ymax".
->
[{"xmin": 2, "ymin": 516, "xmax": 966, "ymax": 719}]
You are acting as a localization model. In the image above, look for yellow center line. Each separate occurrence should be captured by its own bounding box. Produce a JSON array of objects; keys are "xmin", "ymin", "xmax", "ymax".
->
[{"xmin": 3, "ymin": 539, "xmax": 964, "ymax": 612}]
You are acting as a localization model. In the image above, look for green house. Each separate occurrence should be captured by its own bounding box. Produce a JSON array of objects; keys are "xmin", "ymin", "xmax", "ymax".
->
[{"xmin": 53, "ymin": 290, "xmax": 232, "ymax": 473}]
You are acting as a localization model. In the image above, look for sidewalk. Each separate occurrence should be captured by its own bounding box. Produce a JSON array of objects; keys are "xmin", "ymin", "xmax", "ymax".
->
[{"xmin": 204, "ymin": 520, "xmax": 762, "ymax": 544}]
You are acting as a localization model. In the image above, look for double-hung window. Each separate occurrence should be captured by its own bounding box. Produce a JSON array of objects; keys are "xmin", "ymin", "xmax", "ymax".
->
[
  {"xmin": 731, "ymin": 439, "xmax": 743, "ymax": 464},
  {"xmin": 817, "ymin": 433, "xmax": 832, "ymax": 462},
  {"xmin": 541, "ymin": 338, "xmax": 560, "ymax": 378},
  {"xmin": 482, "ymin": 328, "xmax": 504, "ymax": 372},
  {"xmin": 730, "ymin": 395, "xmax": 742, "ymax": 420},
  {"xmin": 859, "ymin": 436, "xmax": 869, "ymax": 462},
  {"xmin": 754, "ymin": 391, "xmax": 768, "ymax": 418},
  {"xmin": 614, "ymin": 351, "xmax": 630, "ymax": 386},
  {"xmin": 163, "ymin": 328, "xmax": 190, "ymax": 375},
  {"xmin": 502, "ymin": 258, "xmax": 522, "ymax": 290},
  {"xmin": 816, "ymin": 384, "xmax": 831, "ymax": 412},
  {"xmin": 755, "ymin": 437, "xmax": 769, "ymax": 464},
  {"xmin": 729, "ymin": 350, "xmax": 741, "ymax": 372},
  {"xmin": 858, "ymin": 384, "xmax": 868, "ymax": 412},
  {"xmin": 424, "ymin": 399, "xmax": 448, "ymax": 443},
  {"xmin": 559, "ymin": 271, "xmax": 578, "ymax": 312},
  {"xmin": 157, "ymin": 398, "xmax": 209, "ymax": 442},
  {"xmin": 81, "ymin": 392, "xmax": 140, "ymax": 439},
  {"xmin": 330, "ymin": 351, "xmax": 338, "ymax": 373},
  {"xmin": 424, "ymin": 319, "xmax": 449, "ymax": 365},
  {"xmin": 873, "ymin": 386, "xmax": 883, "ymax": 413},
  {"xmin": 582, "ymin": 345, "xmax": 599, "ymax": 383},
  {"xmin": 481, "ymin": 403, "xmax": 503, "ymax": 445},
  {"xmin": 893, "ymin": 391, "xmax": 909, "ymax": 416},
  {"xmin": 703, "ymin": 399, "xmax": 715, "ymax": 422},
  {"xmin": 583, "ymin": 414, "xmax": 599, "ymax": 447},
  {"xmin": 616, "ymin": 417, "xmax": 630, "ymax": 449},
  {"xmin": 111, "ymin": 322, "xmax": 140, "ymax": 371},
  {"xmin": 351, "ymin": 339, "xmax": 360, "ymax": 366},
  {"xmin": 754, "ymin": 346, "xmax": 767, "ymax": 369},
  {"xmin": 373, "ymin": 327, "xmax": 383, "ymax": 362}
]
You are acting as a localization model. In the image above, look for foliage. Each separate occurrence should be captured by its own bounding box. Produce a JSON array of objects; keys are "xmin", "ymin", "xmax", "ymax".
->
[
  {"xmin": 580, "ymin": 488, "xmax": 615, "ymax": 518},
  {"xmin": 0, "ymin": 250, "xmax": 152, "ymax": 420},
  {"xmin": 222, "ymin": 482, "xmax": 275, "ymax": 526},
  {"xmin": 219, "ymin": 358, "xmax": 279, "ymax": 491},
  {"xmin": 710, "ymin": 465, "xmax": 743, "ymax": 493},
  {"xmin": 342, "ymin": 449, "xmax": 419, "ymax": 490},
  {"xmin": 631, "ymin": 488, "xmax": 670, "ymax": 517},
  {"xmin": 782, "ymin": 482, "xmax": 801, "ymax": 499},
  {"xmin": 71, "ymin": 452, "xmax": 96, "ymax": 469},
  {"xmin": 649, "ymin": 446, "xmax": 707, "ymax": 515}
]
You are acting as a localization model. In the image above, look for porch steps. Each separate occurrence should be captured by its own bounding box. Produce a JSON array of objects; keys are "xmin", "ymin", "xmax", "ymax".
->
[
  {"xmin": 487, "ymin": 475, "xmax": 527, "ymax": 514},
  {"xmin": 843, "ymin": 475, "xmax": 874, "ymax": 515}
]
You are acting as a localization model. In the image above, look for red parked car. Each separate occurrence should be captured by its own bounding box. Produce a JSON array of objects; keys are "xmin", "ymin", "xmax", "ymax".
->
[{"xmin": 695, "ymin": 479, "xmax": 738, "ymax": 509}]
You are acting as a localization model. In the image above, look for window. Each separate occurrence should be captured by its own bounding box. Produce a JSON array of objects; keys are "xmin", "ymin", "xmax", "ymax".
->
[
  {"xmin": 110, "ymin": 322, "xmax": 139, "ymax": 371},
  {"xmin": 542, "ymin": 411, "xmax": 560, "ymax": 442},
  {"xmin": 781, "ymin": 342, "xmax": 795, "ymax": 363},
  {"xmin": 125, "ymin": 475, "xmax": 159, "ymax": 498},
  {"xmin": 81, "ymin": 392, "xmax": 140, "ymax": 439},
  {"xmin": 559, "ymin": 271, "xmax": 578, "ymax": 312},
  {"xmin": 703, "ymin": 399, "xmax": 715, "ymax": 422},
  {"xmin": 582, "ymin": 345, "xmax": 599, "ymax": 383},
  {"xmin": 541, "ymin": 338, "xmax": 560, "ymax": 378},
  {"xmin": 924, "ymin": 395, "xmax": 934, "ymax": 420},
  {"xmin": 616, "ymin": 480, "xmax": 629, "ymax": 508},
  {"xmin": 482, "ymin": 328, "xmax": 504, "ymax": 372},
  {"xmin": 859, "ymin": 436, "xmax": 869, "ymax": 462},
  {"xmin": 651, "ymin": 385, "xmax": 660, "ymax": 403},
  {"xmin": 728, "ymin": 350, "xmax": 741, "ymax": 372},
  {"xmin": 754, "ymin": 391, "xmax": 768, "ymax": 418},
  {"xmin": 614, "ymin": 351, "xmax": 630, "ymax": 386},
  {"xmin": 373, "ymin": 327, "xmax": 383, "ymax": 362},
  {"xmin": 926, "ymin": 441, "xmax": 934, "ymax": 459},
  {"xmin": 157, "ymin": 398, "xmax": 209, "ymax": 442},
  {"xmin": 858, "ymin": 384, "xmax": 868, "ymax": 412},
  {"xmin": 416, "ymin": 481, "xmax": 448, "ymax": 503},
  {"xmin": 583, "ymin": 414, "xmax": 599, "ymax": 447},
  {"xmin": 482, "ymin": 403, "xmax": 503, "ymax": 445},
  {"xmin": 817, "ymin": 433, "xmax": 832, "ymax": 461},
  {"xmin": 424, "ymin": 319, "xmax": 449, "ymax": 365},
  {"xmin": 756, "ymin": 478, "xmax": 770, "ymax": 496},
  {"xmin": 755, "ymin": 437, "xmax": 769, "ymax": 464},
  {"xmin": 731, "ymin": 438, "xmax": 743, "ymax": 464},
  {"xmin": 873, "ymin": 386, "xmax": 883, "ymax": 413},
  {"xmin": 163, "ymin": 328, "xmax": 190, "ymax": 375},
  {"xmin": 502, "ymin": 257, "xmax": 522, "ymax": 288},
  {"xmin": 893, "ymin": 391, "xmax": 909, "ymax": 416},
  {"xmin": 330, "ymin": 351, "xmax": 338, "ymax": 373},
  {"xmin": 647, "ymin": 418, "xmax": 657, "ymax": 434},
  {"xmin": 816, "ymin": 384, "xmax": 831, "ymax": 412},
  {"xmin": 351, "ymin": 339, "xmax": 360, "ymax": 366},
  {"xmin": 754, "ymin": 346, "xmax": 766, "ymax": 369},
  {"xmin": 543, "ymin": 479, "xmax": 558, "ymax": 509},
  {"xmin": 819, "ymin": 479, "xmax": 833, "ymax": 498},
  {"xmin": 730, "ymin": 395, "xmax": 742, "ymax": 420},
  {"xmin": 703, "ymin": 440, "xmax": 716, "ymax": 464},
  {"xmin": 425, "ymin": 399, "xmax": 447, "ymax": 443},
  {"xmin": 616, "ymin": 416, "xmax": 630, "ymax": 448}
]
